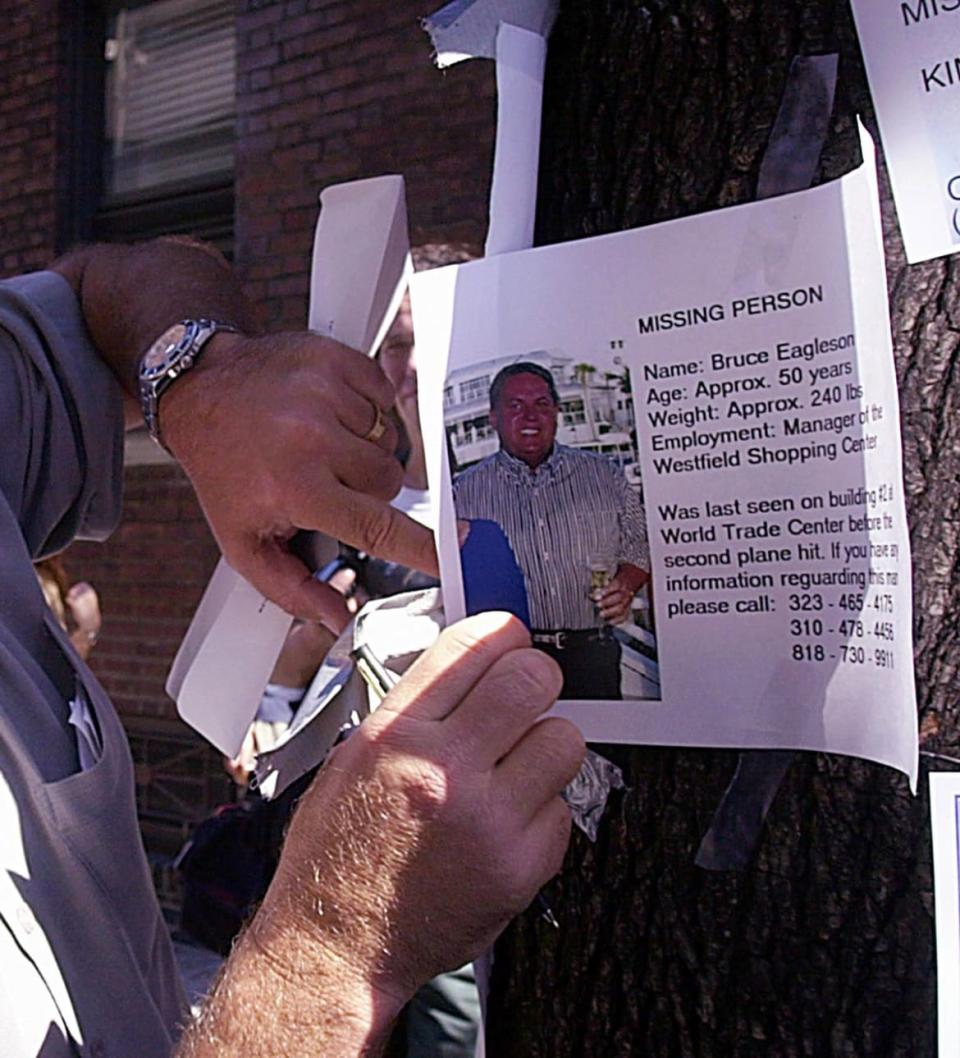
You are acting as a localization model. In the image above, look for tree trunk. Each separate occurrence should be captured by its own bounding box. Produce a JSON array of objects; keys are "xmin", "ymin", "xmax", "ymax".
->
[{"xmin": 487, "ymin": 3, "xmax": 959, "ymax": 1055}]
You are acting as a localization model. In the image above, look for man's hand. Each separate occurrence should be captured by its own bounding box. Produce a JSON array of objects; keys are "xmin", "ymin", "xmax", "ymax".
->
[
  {"xmin": 269, "ymin": 619, "xmax": 337, "ymax": 688},
  {"xmin": 179, "ymin": 612, "xmax": 585, "ymax": 1058},
  {"xmin": 597, "ymin": 562, "xmax": 649, "ymax": 623},
  {"xmin": 160, "ymin": 330, "xmax": 437, "ymax": 629},
  {"xmin": 65, "ymin": 581, "xmax": 101, "ymax": 636},
  {"xmin": 65, "ymin": 581, "xmax": 102, "ymax": 659},
  {"xmin": 52, "ymin": 239, "xmax": 438, "ymax": 630}
]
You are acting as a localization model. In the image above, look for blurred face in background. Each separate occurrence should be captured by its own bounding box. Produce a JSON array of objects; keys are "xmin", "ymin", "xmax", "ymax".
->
[
  {"xmin": 377, "ymin": 293, "xmax": 429, "ymax": 490},
  {"xmin": 379, "ymin": 294, "xmax": 417, "ymax": 408}
]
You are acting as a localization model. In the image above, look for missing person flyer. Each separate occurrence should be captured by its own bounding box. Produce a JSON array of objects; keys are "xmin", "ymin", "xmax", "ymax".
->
[
  {"xmin": 411, "ymin": 124, "xmax": 918, "ymax": 786},
  {"xmin": 851, "ymin": 0, "xmax": 960, "ymax": 262}
]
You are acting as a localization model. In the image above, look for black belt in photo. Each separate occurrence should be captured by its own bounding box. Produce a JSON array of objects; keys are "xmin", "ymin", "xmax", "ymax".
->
[{"xmin": 531, "ymin": 627, "xmax": 615, "ymax": 650}]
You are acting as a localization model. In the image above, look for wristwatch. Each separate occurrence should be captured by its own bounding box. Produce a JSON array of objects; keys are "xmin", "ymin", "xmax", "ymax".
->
[{"xmin": 138, "ymin": 318, "xmax": 238, "ymax": 449}]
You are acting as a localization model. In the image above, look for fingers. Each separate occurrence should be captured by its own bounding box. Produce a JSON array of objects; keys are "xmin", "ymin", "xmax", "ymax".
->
[
  {"xmin": 323, "ymin": 435, "xmax": 403, "ymax": 500},
  {"xmin": 334, "ymin": 387, "xmax": 398, "ymax": 453},
  {"xmin": 327, "ymin": 566, "xmax": 357, "ymax": 599},
  {"xmin": 493, "ymin": 796, "xmax": 575, "ymax": 920},
  {"xmin": 521, "ymin": 795, "xmax": 575, "ymax": 888},
  {"xmin": 604, "ymin": 600, "xmax": 631, "ymax": 622},
  {"xmin": 271, "ymin": 410, "xmax": 403, "ymax": 502},
  {"xmin": 228, "ymin": 535, "xmax": 351, "ymax": 631},
  {"xmin": 313, "ymin": 343, "xmax": 398, "ymax": 455},
  {"xmin": 598, "ymin": 598, "xmax": 628, "ymax": 622},
  {"xmin": 445, "ymin": 647, "xmax": 563, "ymax": 768},
  {"xmin": 65, "ymin": 582, "xmax": 101, "ymax": 628},
  {"xmin": 376, "ymin": 612, "xmax": 532, "ymax": 723},
  {"xmin": 299, "ymin": 334, "xmax": 397, "ymax": 413},
  {"xmin": 219, "ymin": 477, "xmax": 436, "ymax": 626},
  {"xmin": 597, "ymin": 579, "xmax": 632, "ymax": 622},
  {"xmin": 268, "ymin": 331, "xmax": 395, "ymax": 412},
  {"xmin": 314, "ymin": 489, "xmax": 439, "ymax": 576},
  {"xmin": 597, "ymin": 579, "xmax": 626, "ymax": 603},
  {"xmin": 338, "ymin": 346, "xmax": 397, "ymax": 412},
  {"xmin": 496, "ymin": 717, "xmax": 586, "ymax": 816}
]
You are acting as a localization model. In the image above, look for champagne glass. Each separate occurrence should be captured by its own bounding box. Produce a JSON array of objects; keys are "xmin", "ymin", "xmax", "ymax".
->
[{"xmin": 587, "ymin": 553, "xmax": 614, "ymax": 623}]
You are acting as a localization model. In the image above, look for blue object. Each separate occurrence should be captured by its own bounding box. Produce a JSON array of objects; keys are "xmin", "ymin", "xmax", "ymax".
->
[{"xmin": 460, "ymin": 518, "xmax": 530, "ymax": 627}]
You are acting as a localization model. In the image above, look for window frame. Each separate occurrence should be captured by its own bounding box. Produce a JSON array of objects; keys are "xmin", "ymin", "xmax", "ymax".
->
[{"xmin": 67, "ymin": 0, "xmax": 236, "ymax": 256}]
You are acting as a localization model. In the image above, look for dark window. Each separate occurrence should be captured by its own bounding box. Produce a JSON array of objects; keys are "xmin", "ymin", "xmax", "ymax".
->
[
  {"xmin": 93, "ymin": 0, "xmax": 236, "ymax": 253},
  {"xmin": 104, "ymin": 0, "xmax": 234, "ymax": 197}
]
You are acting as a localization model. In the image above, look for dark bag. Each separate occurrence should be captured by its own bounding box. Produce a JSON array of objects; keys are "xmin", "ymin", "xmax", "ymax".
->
[{"xmin": 176, "ymin": 800, "xmax": 277, "ymax": 954}]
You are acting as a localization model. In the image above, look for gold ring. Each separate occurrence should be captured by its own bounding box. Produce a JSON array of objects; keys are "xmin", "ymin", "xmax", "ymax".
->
[{"xmin": 363, "ymin": 404, "xmax": 386, "ymax": 443}]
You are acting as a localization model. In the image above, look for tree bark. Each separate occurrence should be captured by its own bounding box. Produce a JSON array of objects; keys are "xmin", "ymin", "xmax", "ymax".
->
[{"xmin": 487, "ymin": 3, "xmax": 959, "ymax": 1055}]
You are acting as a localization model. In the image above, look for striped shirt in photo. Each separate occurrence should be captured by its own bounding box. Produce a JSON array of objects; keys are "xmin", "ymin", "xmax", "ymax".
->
[{"xmin": 453, "ymin": 445, "xmax": 649, "ymax": 630}]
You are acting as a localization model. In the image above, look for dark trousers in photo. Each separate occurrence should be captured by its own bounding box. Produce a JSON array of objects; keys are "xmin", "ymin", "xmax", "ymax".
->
[{"xmin": 534, "ymin": 630, "xmax": 622, "ymax": 700}]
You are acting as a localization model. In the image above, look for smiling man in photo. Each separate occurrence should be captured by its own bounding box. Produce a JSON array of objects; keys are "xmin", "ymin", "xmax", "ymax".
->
[{"xmin": 453, "ymin": 362, "xmax": 650, "ymax": 699}]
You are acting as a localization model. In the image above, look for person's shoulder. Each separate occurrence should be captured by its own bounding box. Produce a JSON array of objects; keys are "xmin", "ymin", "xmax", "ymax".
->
[
  {"xmin": 454, "ymin": 453, "xmax": 499, "ymax": 485},
  {"xmin": 560, "ymin": 446, "xmax": 633, "ymax": 488},
  {"xmin": 561, "ymin": 445, "xmax": 618, "ymax": 471}
]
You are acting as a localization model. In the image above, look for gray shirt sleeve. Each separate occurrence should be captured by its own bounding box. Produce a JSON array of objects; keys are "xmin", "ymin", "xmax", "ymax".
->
[{"xmin": 0, "ymin": 271, "xmax": 124, "ymax": 558}]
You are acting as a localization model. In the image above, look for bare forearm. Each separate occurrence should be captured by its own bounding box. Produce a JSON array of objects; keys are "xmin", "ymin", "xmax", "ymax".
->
[
  {"xmin": 46, "ymin": 235, "xmax": 438, "ymax": 624},
  {"xmin": 176, "ymin": 925, "xmax": 400, "ymax": 1058},
  {"xmin": 51, "ymin": 238, "xmax": 260, "ymax": 402},
  {"xmin": 178, "ymin": 760, "xmax": 428, "ymax": 1058},
  {"xmin": 615, "ymin": 561, "xmax": 648, "ymax": 594}
]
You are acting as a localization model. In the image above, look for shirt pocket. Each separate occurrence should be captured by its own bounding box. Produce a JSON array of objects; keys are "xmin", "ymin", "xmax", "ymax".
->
[
  {"xmin": 39, "ymin": 666, "xmax": 148, "ymax": 912},
  {"xmin": 67, "ymin": 679, "xmax": 103, "ymax": 772}
]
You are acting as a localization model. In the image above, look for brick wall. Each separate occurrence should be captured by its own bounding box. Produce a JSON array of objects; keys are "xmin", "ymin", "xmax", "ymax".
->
[
  {"xmin": 0, "ymin": 0, "xmax": 64, "ymax": 274},
  {"xmin": 3, "ymin": 0, "xmax": 495, "ymax": 774},
  {"xmin": 0, "ymin": 0, "xmax": 497, "ymax": 872},
  {"xmin": 235, "ymin": 0, "xmax": 495, "ymax": 328},
  {"xmin": 69, "ymin": 465, "xmax": 221, "ymax": 721}
]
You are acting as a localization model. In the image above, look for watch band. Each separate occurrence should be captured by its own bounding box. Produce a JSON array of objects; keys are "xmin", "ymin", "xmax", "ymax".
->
[{"xmin": 138, "ymin": 318, "xmax": 238, "ymax": 450}]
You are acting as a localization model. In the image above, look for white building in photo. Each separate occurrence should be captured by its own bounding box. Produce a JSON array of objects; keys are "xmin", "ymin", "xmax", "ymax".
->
[{"xmin": 444, "ymin": 350, "xmax": 638, "ymax": 473}]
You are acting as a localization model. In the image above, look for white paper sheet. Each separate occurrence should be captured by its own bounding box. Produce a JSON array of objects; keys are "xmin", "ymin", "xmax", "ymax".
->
[
  {"xmin": 67, "ymin": 685, "xmax": 102, "ymax": 772},
  {"xmin": 485, "ymin": 23, "xmax": 547, "ymax": 256},
  {"xmin": 168, "ymin": 558, "xmax": 295, "ymax": 756},
  {"xmin": 850, "ymin": 0, "xmax": 960, "ymax": 262},
  {"xmin": 411, "ymin": 124, "xmax": 918, "ymax": 786},
  {"xmin": 170, "ymin": 176, "xmax": 411, "ymax": 756},
  {"xmin": 423, "ymin": 2, "xmax": 554, "ymax": 256},
  {"xmin": 308, "ymin": 175, "xmax": 413, "ymax": 353},
  {"xmin": 423, "ymin": 9, "xmax": 556, "ymax": 1032},
  {"xmin": 930, "ymin": 771, "xmax": 960, "ymax": 1058}
]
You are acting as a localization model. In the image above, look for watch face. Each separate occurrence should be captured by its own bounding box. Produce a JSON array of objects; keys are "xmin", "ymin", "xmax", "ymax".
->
[{"xmin": 141, "ymin": 323, "xmax": 188, "ymax": 380}]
